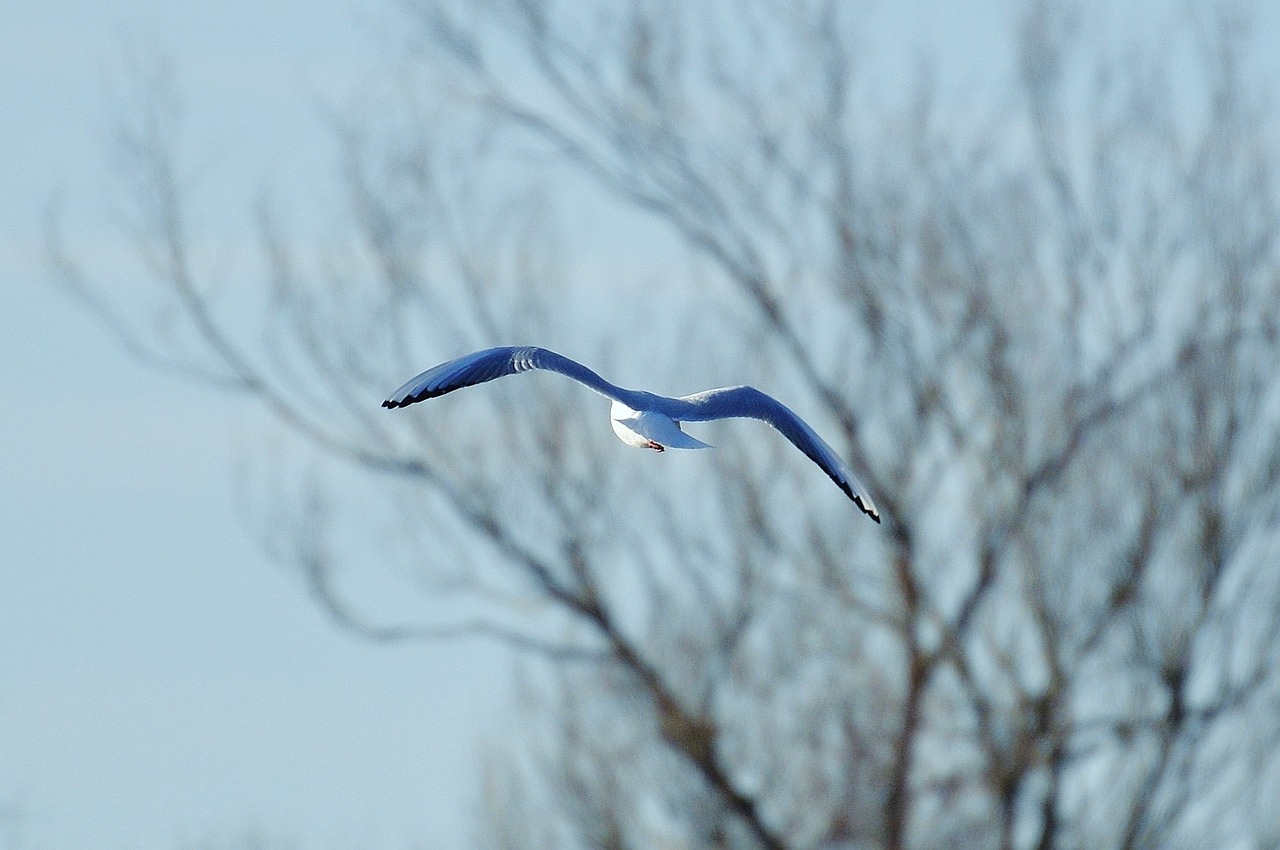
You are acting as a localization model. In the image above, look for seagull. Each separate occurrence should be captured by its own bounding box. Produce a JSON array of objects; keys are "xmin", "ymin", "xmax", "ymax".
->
[{"xmin": 383, "ymin": 346, "xmax": 879, "ymax": 522}]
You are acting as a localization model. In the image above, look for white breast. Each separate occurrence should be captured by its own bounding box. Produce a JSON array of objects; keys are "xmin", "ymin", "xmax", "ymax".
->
[{"xmin": 609, "ymin": 400, "xmax": 712, "ymax": 450}]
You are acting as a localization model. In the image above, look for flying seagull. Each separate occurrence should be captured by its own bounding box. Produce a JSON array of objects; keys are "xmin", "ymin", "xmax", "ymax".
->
[{"xmin": 383, "ymin": 346, "xmax": 879, "ymax": 522}]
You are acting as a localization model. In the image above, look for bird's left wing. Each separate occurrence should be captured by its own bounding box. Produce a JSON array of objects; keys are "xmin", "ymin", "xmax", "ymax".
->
[
  {"xmin": 382, "ymin": 346, "xmax": 630, "ymax": 408},
  {"xmin": 676, "ymin": 386, "xmax": 880, "ymax": 522}
]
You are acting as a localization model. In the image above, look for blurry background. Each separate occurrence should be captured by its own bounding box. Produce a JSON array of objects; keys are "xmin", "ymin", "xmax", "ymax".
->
[
  {"xmin": 5, "ymin": 1, "xmax": 1280, "ymax": 849},
  {"xmin": 3, "ymin": 2, "xmax": 511, "ymax": 848}
]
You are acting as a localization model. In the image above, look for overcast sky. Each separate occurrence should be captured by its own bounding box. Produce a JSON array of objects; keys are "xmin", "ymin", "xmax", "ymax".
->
[
  {"xmin": 3, "ymin": 1, "xmax": 1279, "ymax": 849},
  {"xmin": 1, "ymin": 1, "xmax": 514, "ymax": 848}
]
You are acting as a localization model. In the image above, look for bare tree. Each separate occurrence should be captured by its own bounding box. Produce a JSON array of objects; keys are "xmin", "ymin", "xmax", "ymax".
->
[{"xmin": 54, "ymin": 1, "xmax": 1280, "ymax": 848}]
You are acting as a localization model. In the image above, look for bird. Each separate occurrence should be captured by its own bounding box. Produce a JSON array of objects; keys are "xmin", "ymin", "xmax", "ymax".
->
[{"xmin": 383, "ymin": 346, "xmax": 879, "ymax": 522}]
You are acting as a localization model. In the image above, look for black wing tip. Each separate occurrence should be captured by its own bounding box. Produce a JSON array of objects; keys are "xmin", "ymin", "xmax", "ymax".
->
[
  {"xmin": 382, "ymin": 392, "xmax": 425, "ymax": 409},
  {"xmin": 383, "ymin": 385, "xmax": 454, "ymax": 409},
  {"xmin": 854, "ymin": 495, "xmax": 881, "ymax": 523},
  {"xmin": 838, "ymin": 480, "xmax": 881, "ymax": 523}
]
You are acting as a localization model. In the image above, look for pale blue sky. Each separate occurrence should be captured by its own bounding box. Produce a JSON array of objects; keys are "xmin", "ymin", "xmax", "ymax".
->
[
  {"xmin": 1, "ymin": 1, "xmax": 509, "ymax": 848},
  {"xmin": 3, "ymin": 0, "xmax": 1278, "ymax": 848}
]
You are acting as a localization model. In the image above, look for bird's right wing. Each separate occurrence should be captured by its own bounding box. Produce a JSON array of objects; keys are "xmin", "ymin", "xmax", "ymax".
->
[
  {"xmin": 382, "ymin": 346, "xmax": 629, "ymax": 408},
  {"xmin": 677, "ymin": 385, "xmax": 880, "ymax": 522}
]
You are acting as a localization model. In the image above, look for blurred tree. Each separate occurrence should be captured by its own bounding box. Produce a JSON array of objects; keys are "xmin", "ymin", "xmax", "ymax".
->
[{"xmin": 54, "ymin": 1, "xmax": 1280, "ymax": 848}]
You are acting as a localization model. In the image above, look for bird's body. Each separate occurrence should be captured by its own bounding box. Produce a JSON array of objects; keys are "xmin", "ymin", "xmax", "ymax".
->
[
  {"xmin": 609, "ymin": 399, "xmax": 712, "ymax": 452},
  {"xmin": 383, "ymin": 346, "xmax": 879, "ymax": 522}
]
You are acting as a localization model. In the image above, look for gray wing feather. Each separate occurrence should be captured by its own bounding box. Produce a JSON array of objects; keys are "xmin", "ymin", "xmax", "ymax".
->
[
  {"xmin": 675, "ymin": 386, "xmax": 880, "ymax": 522},
  {"xmin": 382, "ymin": 346, "xmax": 636, "ymax": 408}
]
